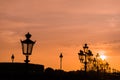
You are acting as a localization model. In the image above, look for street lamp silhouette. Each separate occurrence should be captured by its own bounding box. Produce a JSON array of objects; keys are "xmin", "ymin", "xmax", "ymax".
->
[
  {"xmin": 59, "ymin": 53, "xmax": 63, "ymax": 70},
  {"xmin": 93, "ymin": 53, "xmax": 100, "ymax": 79},
  {"xmin": 11, "ymin": 54, "xmax": 14, "ymax": 63},
  {"xmin": 105, "ymin": 62, "xmax": 109, "ymax": 72},
  {"xmin": 78, "ymin": 44, "xmax": 93, "ymax": 73},
  {"xmin": 93, "ymin": 53, "xmax": 100, "ymax": 71},
  {"xmin": 21, "ymin": 32, "xmax": 36, "ymax": 64}
]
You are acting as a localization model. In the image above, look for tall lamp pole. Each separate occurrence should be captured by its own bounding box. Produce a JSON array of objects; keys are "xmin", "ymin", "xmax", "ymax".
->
[
  {"xmin": 93, "ymin": 53, "xmax": 100, "ymax": 79},
  {"xmin": 96, "ymin": 53, "xmax": 100, "ymax": 72},
  {"xmin": 59, "ymin": 53, "xmax": 63, "ymax": 70},
  {"xmin": 21, "ymin": 32, "xmax": 36, "ymax": 64},
  {"xmin": 83, "ymin": 44, "xmax": 88, "ymax": 73},
  {"xmin": 11, "ymin": 54, "xmax": 14, "ymax": 63}
]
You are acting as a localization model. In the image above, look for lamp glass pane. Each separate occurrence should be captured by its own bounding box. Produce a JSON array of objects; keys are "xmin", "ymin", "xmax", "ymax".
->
[
  {"xmin": 84, "ymin": 48, "xmax": 88, "ymax": 53},
  {"xmin": 23, "ymin": 43, "xmax": 27, "ymax": 54},
  {"xmin": 28, "ymin": 43, "xmax": 33, "ymax": 55},
  {"xmin": 80, "ymin": 56, "xmax": 84, "ymax": 62}
]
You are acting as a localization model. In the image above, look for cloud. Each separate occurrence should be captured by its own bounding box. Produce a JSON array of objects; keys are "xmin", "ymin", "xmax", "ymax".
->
[{"xmin": 0, "ymin": 30, "xmax": 22, "ymax": 43}]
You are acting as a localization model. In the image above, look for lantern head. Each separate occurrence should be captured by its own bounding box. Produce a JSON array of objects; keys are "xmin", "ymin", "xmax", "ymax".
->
[{"xmin": 21, "ymin": 32, "xmax": 36, "ymax": 56}]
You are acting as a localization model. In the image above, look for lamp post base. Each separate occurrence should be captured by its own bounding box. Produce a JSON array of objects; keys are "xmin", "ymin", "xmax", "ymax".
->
[
  {"xmin": 24, "ymin": 60, "xmax": 30, "ymax": 64},
  {"xmin": 24, "ymin": 56, "xmax": 30, "ymax": 64}
]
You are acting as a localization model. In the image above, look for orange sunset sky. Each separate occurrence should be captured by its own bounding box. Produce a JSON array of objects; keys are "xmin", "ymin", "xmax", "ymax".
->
[{"xmin": 0, "ymin": 0, "xmax": 120, "ymax": 71}]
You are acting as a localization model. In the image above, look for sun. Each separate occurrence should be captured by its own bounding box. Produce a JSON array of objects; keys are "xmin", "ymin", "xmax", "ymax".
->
[
  {"xmin": 98, "ymin": 50, "xmax": 107, "ymax": 60},
  {"xmin": 100, "ymin": 54, "xmax": 106, "ymax": 60}
]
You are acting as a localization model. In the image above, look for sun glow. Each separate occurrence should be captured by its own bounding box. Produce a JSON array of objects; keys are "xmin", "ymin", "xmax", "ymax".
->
[
  {"xmin": 98, "ymin": 50, "xmax": 107, "ymax": 60},
  {"xmin": 100, "ymin": 54, "xmax": 106, "ymax": 60}
]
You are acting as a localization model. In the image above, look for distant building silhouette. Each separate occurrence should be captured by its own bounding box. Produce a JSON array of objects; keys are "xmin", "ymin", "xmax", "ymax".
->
[{"xmin": 0, "ymin": 63, "xmax": 44, "ymax": 76}]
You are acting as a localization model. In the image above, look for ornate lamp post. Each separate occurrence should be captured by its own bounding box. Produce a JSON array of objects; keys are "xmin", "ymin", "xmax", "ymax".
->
[
  {"xmin": 21, "ymin": 32, "xmax": 36, "ymax": 64},
  {"xmin": 93, "ymin": 53, "xmax": 100, "ymax": 71},
  {"xmin": 59, "ymin": 53, "xmax": 63, "ymax": 70},
  {"xmin": 78, "ymin": 44, "xmax": 93, "ymax": 73},
  {"xmin": 93, "ymin": 58, "xmax": 97, "ymax": 70},
  {"xmin": 105, "ymin": 62, "xmax": 109, "ymax": 72},
  {"xmin": 93, "ymin": 53, "xmax": 100, "ymax": 79}
]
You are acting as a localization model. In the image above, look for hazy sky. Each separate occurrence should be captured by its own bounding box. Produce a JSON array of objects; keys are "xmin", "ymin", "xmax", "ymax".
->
[{"xmin": 0, "ymin": 0, "xmax": 120, "ymax": 71}]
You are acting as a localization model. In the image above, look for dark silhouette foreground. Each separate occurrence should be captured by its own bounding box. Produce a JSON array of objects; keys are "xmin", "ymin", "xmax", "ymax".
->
[{"xmin": 0, "ymin": 63, "xmax": 119, "ymax": 80}]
